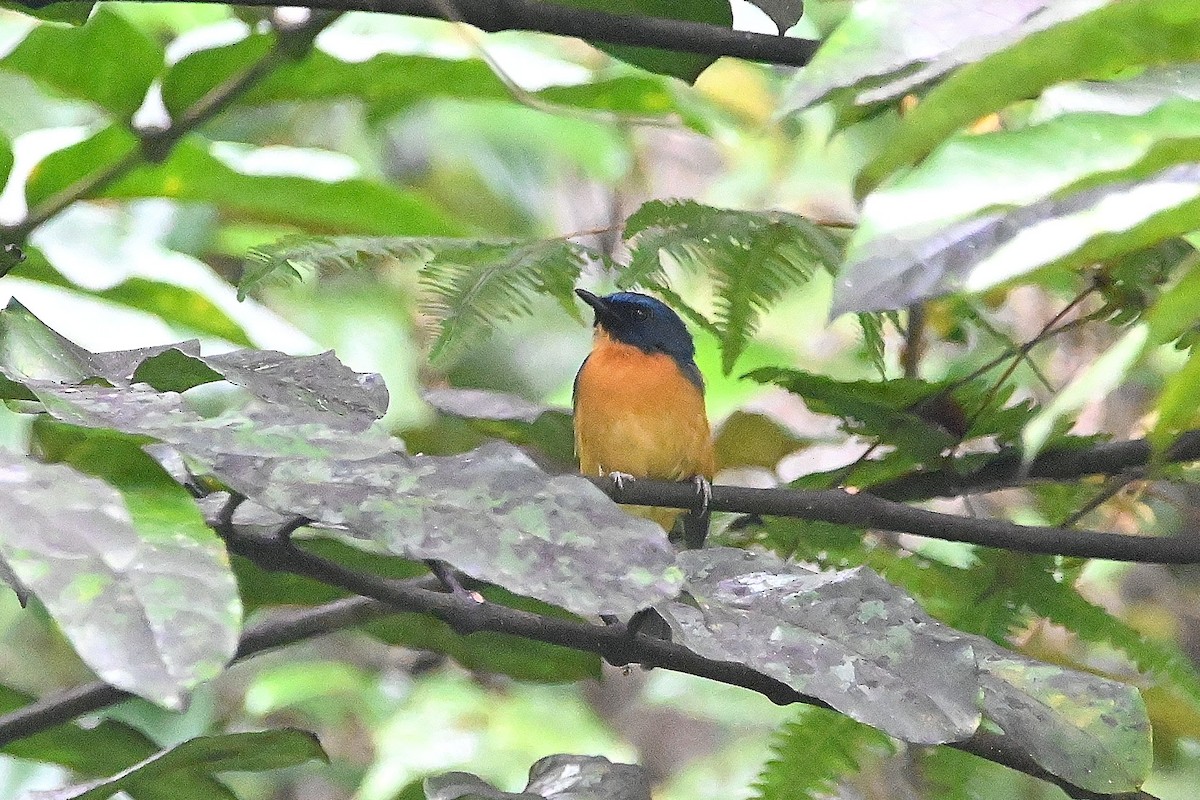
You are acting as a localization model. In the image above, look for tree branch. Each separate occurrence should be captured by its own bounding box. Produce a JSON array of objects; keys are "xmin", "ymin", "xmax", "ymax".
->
[
  {"xmin": 41, "ymin": 0, "xmax": 821, "ymax": 68},
  {"xmin": 0, "ymin": 592, "xmax": 423, "ymax": 748},
  {"xmin": 587, "ymin": 459, "xmax": 1200, "ymax": 564},
  {"xmin": 868, "ymin": 429, "xmax": 1200, "ymax": 502},
  {"xmin": 0, "ymin": 521, "xmax": 1160, "ymax": 799}
]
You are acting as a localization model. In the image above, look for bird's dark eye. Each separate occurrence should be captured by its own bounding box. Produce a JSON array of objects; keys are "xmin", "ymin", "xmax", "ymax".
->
[{"xmin": 633, "ymin": 307, "xmax": 650, "ymax": 319}]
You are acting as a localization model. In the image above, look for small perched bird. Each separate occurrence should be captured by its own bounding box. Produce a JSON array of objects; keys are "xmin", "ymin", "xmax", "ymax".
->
[{"xmin": 573, "ymin": 288, "xmax": 715, "ymax": 547}]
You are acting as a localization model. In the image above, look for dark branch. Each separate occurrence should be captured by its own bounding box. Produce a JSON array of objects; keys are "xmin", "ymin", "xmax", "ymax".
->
[
  {"xmin": 870, "ymin": 430, "xmax": 1200, "ymax": 502},
  {"xmin": 0, "ymin": 593, "xmax": 415, "ymax": 748},
  {"xmin": 42, "ymin": 0, "xmax": 821, "ymax": 68},
  {"xmin": 0, "ymin": 521, "xmax": 1159, "ymax": 799},
  {"xmin": 588, "ymin": 465, "xmax": 1200, "ymax": 564}
]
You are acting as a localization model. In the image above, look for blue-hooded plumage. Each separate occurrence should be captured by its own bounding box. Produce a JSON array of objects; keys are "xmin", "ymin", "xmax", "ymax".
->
[{"xmin": 572, "ymin": 289, "xmax": 714, "ymax": 545}]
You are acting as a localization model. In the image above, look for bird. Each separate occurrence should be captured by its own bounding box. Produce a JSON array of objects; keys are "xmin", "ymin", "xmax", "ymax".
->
[{"xmin": 573, "ymin": 288, "xmax": 715, "ymax": 548}]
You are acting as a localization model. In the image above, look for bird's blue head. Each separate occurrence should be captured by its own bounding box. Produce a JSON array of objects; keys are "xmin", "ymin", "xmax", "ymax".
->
[{"xmin": 576, "ymin": 289, "xmax": 696, "ymax": 364}]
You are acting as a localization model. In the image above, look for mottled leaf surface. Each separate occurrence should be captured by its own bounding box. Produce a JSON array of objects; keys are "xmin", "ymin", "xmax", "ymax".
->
[
  {"xmin": 31, "ymin": 729, "xmax": 327, "ymax": 800},
  {"xmin": 211, "ymin": 442, "xmax": 683, "ymax": 618},
  {"xmin": 664, "ymin": 548, "xmax": 980, "ymax": 743},
  {"xmin": 426, "ymin": 755, "xmax": 650, "ymax": 800},
  {"xmin": 834, "ymin": 163, "xmax": 1200, "ymax": 313},
  {"xmin": 0, "ymin": 451, "xmax": 237, "ymax": 708},
  {"xmin": 972, "ymin": 635, "xmax": 1151, "ymax": 792},
  {"xmin": 784, "ymin": 0, "xmax": 1075, "ymax": 114}
]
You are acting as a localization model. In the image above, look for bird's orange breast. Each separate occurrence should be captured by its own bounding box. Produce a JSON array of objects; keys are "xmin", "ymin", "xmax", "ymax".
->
[{"xmin": 574, "ymin": 332, "xmax": 714, "ymax": 484}]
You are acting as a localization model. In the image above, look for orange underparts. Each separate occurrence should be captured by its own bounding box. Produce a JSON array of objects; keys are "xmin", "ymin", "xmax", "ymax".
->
[{"xmin": 575, "ymin": 330, "xmax": 714, "ymax": 531}]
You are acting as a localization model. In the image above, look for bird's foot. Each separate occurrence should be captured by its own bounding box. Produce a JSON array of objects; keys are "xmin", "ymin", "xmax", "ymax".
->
[
  {"xmin": 692, "ymin": 475, "xmax": 712, "ymax": 517},
  {"xmin": 608, "ymin": 471, "xmax": 636, "ymax": 499}
]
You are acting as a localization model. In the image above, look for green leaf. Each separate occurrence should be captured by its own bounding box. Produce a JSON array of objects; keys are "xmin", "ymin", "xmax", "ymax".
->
[
  {"xmin": 836, "ymin": 163, "xmax": 1200, "ymax": 314},
  {"xmin": 620, "ymin": 200, "xmax": 839, "ymax": 373},
  {"xmin": 1150, "ymin": 346, "xmax": 1200, "ymax": 447},
  {"xmin": 554, "ymin": 0, "xmax": 733, "ymax": 82},
  {"xmin": 243, "ymin": 235, "xmax": 598, "ymax": 358},
  {"xmin": 0, "ymin": 685, "xmax": 238, "ymax": 800},
  {"xmin": 37, "ymin": 729, "xmax": 327, "ymax": 800},
  {"xmin": 0, "ymin": 1, "xmax": 96, "ymax": 24},
  {"xmin": 26, "ymin": 130, "xmax": 461, "ymax": 237},
  {"xmin": 11, "ymin": 248, "xmax": 253, "ymax": 346},
  {"xmin": 0, "ymin": 441, "xmax": 239, "ymax": 709},
  {"xmin": 752, "ymin": 707, "xmax": 893, "ymax": 800},
  {"xmin": 422, "ymin": 387, "xmax": 576, "ymax": 469},
  {"xmin": 165, "ymin": 37, "xmax": 704, "ymax": 128},
  {"xmin": 860, "ymin": 0, "xmax": 1200, "ymax": 193},
  {"xmin": 0, "ymin": 132, "xmax": 12, "ymax": 190},
  {"xmin": 664, "ymin": 548, "xmax": 982, "ymax": 743},
  {"xmin": 0, "ymin": 7, "xmax": 163, "ymax": 120}
]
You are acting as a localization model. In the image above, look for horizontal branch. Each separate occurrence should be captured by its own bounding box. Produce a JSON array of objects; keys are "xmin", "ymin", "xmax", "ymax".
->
[
  {"xmin": 212, "ymin": 522, "xmax": 1152, "ymax": 800},
  {"xmin": 0, "ymin": 516, "xmax": 1159, "ymax": 800},
  {"xmin": 0, "ymin": 592, "xmax": 414, "ymax": 749},
  {"xmin": 870, "ymin": 430, "xmax": 1200, "ymax": 502},
  {"xmin": 59, "ymin": 0, "xmax": 820, "ymax": 67},
  {"xmin": 589, "ymin": 474, "xmax": 1200, "ymax": 564}
]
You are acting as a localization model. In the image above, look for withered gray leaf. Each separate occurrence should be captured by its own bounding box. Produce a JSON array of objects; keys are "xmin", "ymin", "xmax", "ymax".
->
[
  {"xmin": 426, "ymin": 755, "xmax": 650, "ymax": 800},
  {"xmin": 210, "ymin": 442, "xmax": 684, "ymax": 618},
  {"xmin": 0, "ymin": 451, "xmax": 238, "ymax": 708},
  {"xmin": 663, "ymin": 548, "xmax": 980, "ymax": 744},
  {"xmin": 972, "ymin": 635, "xmax": 1151, "ymax": 793}
]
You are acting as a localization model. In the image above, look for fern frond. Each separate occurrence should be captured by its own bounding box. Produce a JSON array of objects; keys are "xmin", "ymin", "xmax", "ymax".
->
[
  {"xmin": 242, "ymin": 235, "xmax": 603, "ymax": 359},
  {"xmin": 1025, "ymin": 574, "xmax": 1200, "ymax": 712},
  {"xmin": 752, "ymin": 707, "xmax": 893, "ymax": 800},
  {"xmin": 619, "ymin": 200, "xmax": 841, "ymax": 374}
]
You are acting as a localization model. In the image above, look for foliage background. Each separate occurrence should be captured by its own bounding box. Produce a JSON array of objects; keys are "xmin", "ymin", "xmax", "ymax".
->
[{"xmin": 2, "ymin": 1, "xmax": 1200, "ymax": 799}]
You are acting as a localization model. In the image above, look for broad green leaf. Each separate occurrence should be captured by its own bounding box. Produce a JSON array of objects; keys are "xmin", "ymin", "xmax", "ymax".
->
[
  {"xmin": 12, "ymin": 248, "xmax": 253, "ymax": 346},
  {"xmin": 752, "ymin": 707, "xmax": 893, "ymax": 800},
  {"xmin": 160, "ymin": 31, "xmax": 273, "ymax": 119},
  {"xmin": 0, "ymin": 446, "xmax": 238, "ymax": 709},
  {"xmin": 425, "ymin": 755, "xmax": 649, "ymax": 800},
  {"xmin": 853, "ymin": 97, "xmax": 1200, "ymax": 250},
  {"xmin": 0, "ymin": 1, "xmax": 95, "ymax": 24},
  {"xmin": 26, "ymin": 130, "xmax": 461, "ymax": 237},
  {"xmin": 554, "ymin": 0, "xmax": 733, "ymax": 82},
  {"xmin": 0, "ymin": 8, "xmax": 163, "ymax": 121},
  {"xmin": 713, "ymin": 410, "xmax": 812, "ymax": 472},
  {"xmin": 620, "ymin": 200, "xmax": 840, "ymax": 373},
  {"xmin": 164, "ymin": 37, "xmax": 705, "ymax": 128},
  {"xmin": 35, "ymin": 729, "xmax": 326, "ymax": 800},
  {"xmin": 211, "ymin": 441, "xmax": 684, "ymax": 619},
  {"xmin": 0, "ymin": 685, "xmax": 238, "ymax": 800},
  {"xmin": 0, "ymin": 132, "xmax": 12, "ymax": 189},
  {"xmin": 663, "ymin": 548, "xmax": 981, "ymax": 744},
  {"xmin": 243, "ymin": 235, "xmax": 598, "ymax": 358},
  {"xmin": 860, "ymin": 0, "xmax": 1200, "ymax": 193},
  {"xmin": 971, "ymin": 635, "xmax": 1151, "ymax": 792},
  {"xmin": 784, "ymin": 0, "xmax": 1080, "ymax": 116},
  {"xmin": 1036, "ymin": 64, "xmax": 1200, "ymax": 119},
  {"xmin": 24, "ymin": 125, "xmax": 140, "ymax": 211},
  {"xmin": 834, "ymin": 163, "xmax": 1200, "ymax": 314},
  {"xmin": 1151, "ymin": 346, "xmax": 1200, "ymax": 448}
]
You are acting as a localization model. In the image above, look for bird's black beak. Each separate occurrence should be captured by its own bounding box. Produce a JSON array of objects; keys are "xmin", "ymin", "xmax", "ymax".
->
[{"xmin": 575, "ymin": 288, "xmax": 618, "ymax": 328}]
